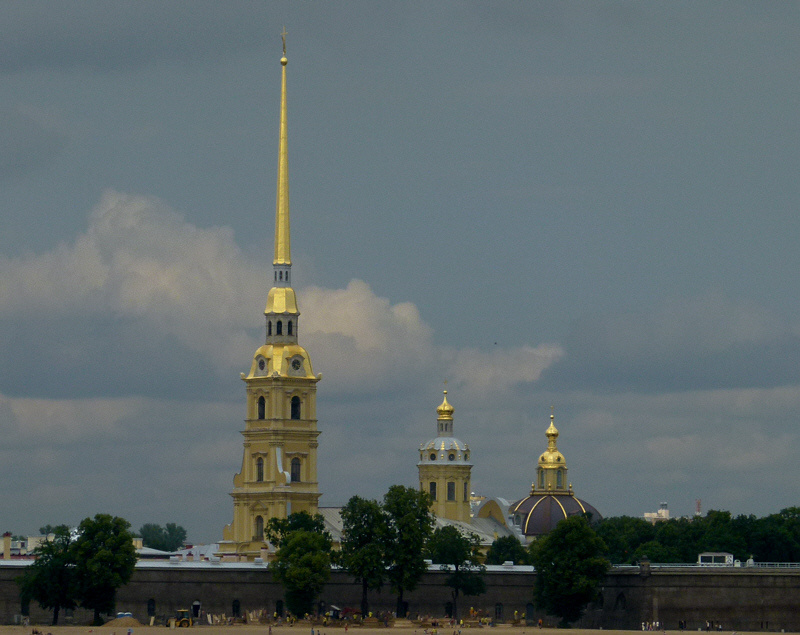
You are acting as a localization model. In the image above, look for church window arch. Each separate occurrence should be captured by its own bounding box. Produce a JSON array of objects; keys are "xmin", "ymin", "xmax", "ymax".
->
[
  {"xmin": 287, "ymin": 320, "xmax": 293, "ymax": 335},
  {"xmin": 279, "ymin": 271, "xmax": 283, "ymax": 281},
  {"xmin": 447, "ymin": 482, "xmax": 456, "ymax": 501},
  {"xmin": 557, "ymin": 470, "xmax": 563, "ymax": 488},
  {"xmin": 429, "ymin": 482, "xmax": 437, "ymax": 501},
  {"xmin": 285, "ymin": 271, "xmax": 290, "ymax": 283},
  {"xmin": 268, "ymin": 321, "xmax": 272, "ymax": 336},
  {"xmin": 539, "ymin": 470, "xmax": 545, "ymax": 488},
  {"xmin": 290, "ymin": 458, "xmax": 301, "ymax": 482},
  {"xmin": 290, "ymin": 396, "xmax": 301, "ymax": 420},
  {"xmin": 256, "ymin": 457, "xmax": 264, "ymax": 482},
  {"xmin": 257, "ymin": 396, "xmax": 266, "ymax": 420},
  {"xmin": 254, "ymin": 515, "xmax": 264, "ymax": 541},
  {"xmin": 276, "ymin": 320, "xmax": 283, "ymax": 335},
  {"xmin": 464, "ymin": 481, "xmax": 469, "ymax": 501}
]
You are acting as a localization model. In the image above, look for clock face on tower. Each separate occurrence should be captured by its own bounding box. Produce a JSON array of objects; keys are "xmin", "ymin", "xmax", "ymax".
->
[{"xmin": 288, "ymin": 356, "xmax": 304, "ymax": 375}]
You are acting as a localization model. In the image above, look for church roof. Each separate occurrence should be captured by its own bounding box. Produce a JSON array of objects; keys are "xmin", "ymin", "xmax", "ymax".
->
[{"xmin": 509, "ymin": 492, "xmax": 601, "ymax": 537}]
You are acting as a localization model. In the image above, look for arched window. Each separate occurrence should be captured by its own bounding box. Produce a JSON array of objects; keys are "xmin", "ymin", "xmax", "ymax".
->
[
  {"xmin": 539, "ymin": 470, "xmax": 545, "ymax": 488},
  {"xmin": 464, "ymin": 481, "xmax": 469, "ymax": 501},
  {"xmin": 557, "ymin": 470, "xmax": 563, "ymax": 488},
  {"xmin": 429, "ymin": 482, "xmax": 437, "ymax": 501},
  {"xmin": 447, "ymin": 482, "xmax": 456, "ymax": 501},
  {"xmin": 279, "ymin": 271, "xmax": 283, "ymax": 281},
  {"xmin": 287, "ymin": 320, "xmax": 293, "ymax": 335},
  {"xmin": 285, "ymin": 272, "xmax": 290, "ymax": 283},
  {"xmin": 254, "ymin": 516, "xmax": 264, "ymax": 540},
  {"xmin": 268, "ymin": 321, "xmax": 272, "ymax": 336},
  {"xmin": 256, "ymin": 457, "xmax": 264, "ymax": 482},
  {"xmin": 290, "ymin": 396, "xmax": 301, "ymax": 420},
  {"xmin": 290, "ymin": 458, "xmax": 301, "ymax": 482},
  {"xmin": 257, "ymin": 396, "xmax": 265, "ymax": 420},
  {"xmin": 276, "ymin": 320, "xmax": 283, "ymax": 335}
]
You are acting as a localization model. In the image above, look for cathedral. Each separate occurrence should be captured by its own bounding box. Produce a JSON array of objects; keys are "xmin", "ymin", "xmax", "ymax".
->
[{"xmin": 218, "ymin": 40, "xmax": 599, "ymax": 559}]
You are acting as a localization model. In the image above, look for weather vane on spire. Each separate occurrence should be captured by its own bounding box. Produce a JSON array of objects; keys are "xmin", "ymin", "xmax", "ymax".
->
[{"xmin": 281, "ymin": 26, "xmax": 287, "ymax": 56}]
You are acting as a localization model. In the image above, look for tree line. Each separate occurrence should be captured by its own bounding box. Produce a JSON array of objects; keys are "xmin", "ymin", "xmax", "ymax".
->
[
  {"xmin": 596, "ymin": 507, "xmax": 800, "ymax": 564},
  {"xmin": 269, "ymin": 485, "xmax": 486, "ymax": 620}
]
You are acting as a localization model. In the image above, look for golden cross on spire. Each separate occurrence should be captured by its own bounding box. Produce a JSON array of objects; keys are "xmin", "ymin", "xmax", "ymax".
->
[{"xmin": 281, "ymin": 27, "xmax": 287, "ymax": 55}]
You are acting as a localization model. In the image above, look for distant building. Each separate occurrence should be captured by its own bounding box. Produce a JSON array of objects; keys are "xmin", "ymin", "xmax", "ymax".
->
[{"xmin": 644, "ymin": 502, "xmax": 670, "ymax": 524}]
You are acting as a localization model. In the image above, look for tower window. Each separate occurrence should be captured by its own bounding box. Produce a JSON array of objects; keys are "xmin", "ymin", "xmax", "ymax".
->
[
  {"xmin": 557, "ymin": 470, "xmax": 563, "ymax": 488},
  {"xmin": 276, "ymin": 320, "xmax": 283, "ymax": 335},
  {"xmin": 285, "ymin": 271, "xmax": 289, "ymax": 283},
  {"xmin": 254, "ymin": 515, "xmax": 264, "ymax": 540},
  {"xmin": 539, "ymin": 470, "xmax": 545, "ymax": 488},
  {"xmin": 256, "ymin": 457, "xmax": 264, "ymax": 482},
  {"xmin": 290, "ymin": 458, "xmax": 300, "ymax": 482},
  {"xmin": 268, "ymin": 321, "xmax": 272, "ymax": 336},
  {"xmin": 430, "ymin": 453, "xmax": 436, "ymax": 461},
  {"xmin": 290, "ymin": 396, "xmax": 301, "ymax": 420},
  {"xmin": 257, "ymin": 396, "xmax": 266, "ymax": 420},
  {"xmin": 448, "ymin": 453, "xmax": 455, "ymax": 461},
  {"xmin": 287, "ymin": 320, "xmax": 293, "ymax": 335},
  {"xmin": 464, "ymin": 482, "xmax": 468, "ymax": 502},
  {"xmin": 279, "ymin": 271, "xmax": 283, "ymax": 281},
  {"xmin": 429, "ymin": 482, "xmax": 437, "ymax": 501},
  {"xmin": 447, "ymin": 482, "xmax": 456, "ymax": 501}
]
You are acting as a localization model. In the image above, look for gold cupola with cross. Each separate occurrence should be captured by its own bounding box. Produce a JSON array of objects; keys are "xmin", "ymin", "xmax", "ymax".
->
[
  {"xmin": 220, "ymin": 34, "xmax": 321, "ymax": 560},
  {"xmin": 509, "ymin": 409, "xmax": 601, "ymax": 541},
  {"xmin": 418, "ymin": 391, "xmax": 472, "ymax": 523}
]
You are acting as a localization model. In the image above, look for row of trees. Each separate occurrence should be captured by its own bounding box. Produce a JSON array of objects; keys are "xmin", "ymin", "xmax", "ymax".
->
[
  {"xmin": 596, "ymin": 507, "xmax": 800, "ymax": 564},
  {"xmin": 268, "ymin": 486, "xmax": 487, "ymax": 620},
  {"xmin": 18, "ymin": 514, "xmax": 137, "ymax": 625}
]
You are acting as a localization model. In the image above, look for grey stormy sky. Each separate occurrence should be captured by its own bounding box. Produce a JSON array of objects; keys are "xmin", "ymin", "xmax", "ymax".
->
[{"xmin": 2, "ymin": 1, "xmax": 800, "ymax": 543}]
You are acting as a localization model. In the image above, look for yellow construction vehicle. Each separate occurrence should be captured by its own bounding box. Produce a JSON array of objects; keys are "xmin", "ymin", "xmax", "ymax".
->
[{"xmin": 173, "ymin": 609, "xmax": 193, "ymax": 627}]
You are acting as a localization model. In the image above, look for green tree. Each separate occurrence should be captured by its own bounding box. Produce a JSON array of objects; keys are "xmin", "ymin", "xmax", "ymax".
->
[
  {"xmin": 273, "ymin": 529, "xmax": 332, "ymax": 616},
  {"xmin": 39, "ymin": 525, "xmax": 56, "ymax": 536},
  {"xmin": 138, "ymin": 523, "xmax": 187, "ymax": 552},
  {"xmin": 265, "ymin": 510, "xmax": 327, "ymax": 547},
  {"xmin": 17, "ymin": 525, "xmax": 76, "ymax": 625},
  {"xmin": 71, "ymin": 514, "xmax": 137, "ymax": 625},
  {"xmin": 383, "ymin": 485, "xmax": 435, "ymax": 617},
  {"xmin": 530, "ymin": 515, "xmax": 610, "ymax": 626},
  {"xmin": 427, "ymin": 526, "xmax": 486, "ymax": 619},
  {"xmin": 339, "ymin": 495, "xmax": 388, "ymax": 616},
  {"xmin": 485, "ymin": 535, "xmax": 529, "ymax": 565},
  {"xmin": 595, "ymin": 515, "xmax": 655, "ymax": 564}
]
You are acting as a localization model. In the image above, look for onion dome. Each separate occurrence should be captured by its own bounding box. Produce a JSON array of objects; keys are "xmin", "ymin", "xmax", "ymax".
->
[{"xmin": 418, "ymin": 391, "xmax": 472, "ymax": 465}]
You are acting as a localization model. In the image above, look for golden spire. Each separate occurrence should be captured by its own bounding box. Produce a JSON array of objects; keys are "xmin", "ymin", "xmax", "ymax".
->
[
  {"xmin": 546, "ymin": 406, "xmax": 559, "ymax": 452},
  {"xmin": 274, "ymin": 28, "xmax": 290, "ymax": 266}
]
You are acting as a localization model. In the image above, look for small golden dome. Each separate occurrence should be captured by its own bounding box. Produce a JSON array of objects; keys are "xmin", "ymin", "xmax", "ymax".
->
[{"xmin": 437, "ymin": 390, "xmax": 454, "ymax": 420}]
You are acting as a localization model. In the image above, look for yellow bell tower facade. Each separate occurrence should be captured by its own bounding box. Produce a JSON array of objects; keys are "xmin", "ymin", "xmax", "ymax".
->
[
  {"xmin": 219, "ymin": 38, "xmax": 321, "ymax": 560},
  {"xmin": 418, "ymin": 392, "xmax": 472, "ymax": 523}
]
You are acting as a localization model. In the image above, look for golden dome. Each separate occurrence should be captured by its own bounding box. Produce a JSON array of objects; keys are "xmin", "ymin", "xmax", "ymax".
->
[
  {"xmin": 538, "ymin": 412, "xmax": 566, "ymax": 467},
  {"xmin": 436, "ymin": 390, "xmax": 454, "ymax": 420}
]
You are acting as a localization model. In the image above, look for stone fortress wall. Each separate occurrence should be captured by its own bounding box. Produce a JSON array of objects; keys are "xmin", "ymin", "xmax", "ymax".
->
[{"xmin": 3, "ymin": 562, "xmax": 800, "ymax": 630}]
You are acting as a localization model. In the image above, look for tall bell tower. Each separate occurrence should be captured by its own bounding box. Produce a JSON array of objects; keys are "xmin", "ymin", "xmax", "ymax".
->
[{"xmin": 219, "ymin": 34, "xmax": 321, "ymax": 560}]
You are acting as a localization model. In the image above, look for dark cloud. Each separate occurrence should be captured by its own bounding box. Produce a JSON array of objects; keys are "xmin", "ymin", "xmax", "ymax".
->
[
  {"xmin": 0, "ymin": 1, "xmax": 268, "ymax": 73},
  {"xmin": 542, "ymin": 296, "xmax": 800, "ymax": 393},
  {"xmin": 0, "ymin": 107, "xmax": 69, "ymax": 178}
]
